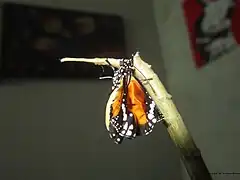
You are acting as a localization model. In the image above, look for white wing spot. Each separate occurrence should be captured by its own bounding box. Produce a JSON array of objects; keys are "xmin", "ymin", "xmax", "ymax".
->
[
  {"xmin": 126, "ymin": 130, "xmax": 132, "ymax": 136},
  {"xmin": 147, "ymin": 113, "xmax": 154, "ymax": 120},
  {"xmin": 123, "ymin": 114, "xmax": 127, "ymax": 121},
  {"xmin": 123, "ymin": 122, "xmax": 128, "ymax": 130},
  {"xmin": 122, "ymin": 104, "xmax": 126, "ymax": 110},
  {"xmin": 129, "ymin": 124, "xmax": 134, "ymax": 130},
  {"xmin": 150, "ymin": 103, "xmax": 155, "ymax": 108},
  {"xmin": 152, "ymin": 118, "xmax": 157, "ymax": 123}
]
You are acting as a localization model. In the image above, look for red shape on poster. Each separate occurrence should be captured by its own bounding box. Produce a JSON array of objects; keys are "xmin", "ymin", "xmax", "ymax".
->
[{"xmin": 182, "ymin": 0, "xmax": 240, "ymax": 68}]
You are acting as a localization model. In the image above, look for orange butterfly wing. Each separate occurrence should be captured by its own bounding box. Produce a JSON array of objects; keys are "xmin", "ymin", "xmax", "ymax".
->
[
  {"xmin": 111, "ymin": 86, "xmax": 124, "ymax": 118},
  {"xmin": 127, "ymin": 78, "xmax": 148, "ymax": 125}
]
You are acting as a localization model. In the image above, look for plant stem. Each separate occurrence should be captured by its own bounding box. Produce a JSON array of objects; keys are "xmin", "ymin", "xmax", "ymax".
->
[{"xmin": 60, "ymin": 52, "xmax": 213, "ymax": 180}]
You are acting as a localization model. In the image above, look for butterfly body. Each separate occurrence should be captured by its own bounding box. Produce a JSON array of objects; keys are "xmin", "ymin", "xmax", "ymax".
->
[{"xmin": 105, "ymin": 58, "xmax": 163, "ymax": 144}]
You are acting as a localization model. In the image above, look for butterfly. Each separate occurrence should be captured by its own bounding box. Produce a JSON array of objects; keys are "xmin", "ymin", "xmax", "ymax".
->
[{"xmin": 105, "ymin": 57, "xmax": 164, "ymax": 144}]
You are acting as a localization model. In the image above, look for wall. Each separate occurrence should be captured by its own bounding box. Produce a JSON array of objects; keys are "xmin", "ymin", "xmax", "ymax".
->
[
  {"xmin": 0, "ymin": 0, "xmax": 180, "ymax": 180},
  {"xmin": 153, "ymin": 0, "xmax": 240, "ymax": 180}
]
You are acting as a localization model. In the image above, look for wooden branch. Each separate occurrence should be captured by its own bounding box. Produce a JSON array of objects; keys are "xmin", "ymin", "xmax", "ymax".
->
[{"xmin": 60, "ymin": 52, "xmax": 213, "ymax": 180}]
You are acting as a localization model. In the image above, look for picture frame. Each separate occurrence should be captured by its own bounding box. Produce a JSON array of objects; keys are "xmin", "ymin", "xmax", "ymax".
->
[{"xmin": 0, "ymin": 2, "xmax": 126, "ymax": 79}]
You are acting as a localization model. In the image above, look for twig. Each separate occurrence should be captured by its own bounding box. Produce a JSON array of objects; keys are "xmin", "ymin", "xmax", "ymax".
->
[
  {"xmin": 60, "ymin": 52, "xmax": 212, "ymax": 180},
  {"xmin": 60, "ymin": 57, "xmax": 121, "ymax": 68}
]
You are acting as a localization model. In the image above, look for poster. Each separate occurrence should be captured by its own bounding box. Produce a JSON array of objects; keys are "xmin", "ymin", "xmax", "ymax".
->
[{"xmin": 182, "ymin": 0, "xmax": 240, "ymax": 68}]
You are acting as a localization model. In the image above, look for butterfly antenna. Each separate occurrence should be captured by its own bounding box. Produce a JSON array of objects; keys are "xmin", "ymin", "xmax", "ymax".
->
[
  {"xmin": 99, "ymin": 58, "xmax": 115, "ymax": 80},
  {"xmin": 99, "ymin": 65, "xmax": 113, "ymax": 80},
  {"xmin": 105, "ymin": 59, "xmax": 116, "ymax": 71}
]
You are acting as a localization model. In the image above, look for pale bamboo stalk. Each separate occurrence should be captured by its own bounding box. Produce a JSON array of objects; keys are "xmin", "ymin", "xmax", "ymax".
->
[{"xmin": 60, "ymin": 52, "xmax": 212, "ymax": 180}]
